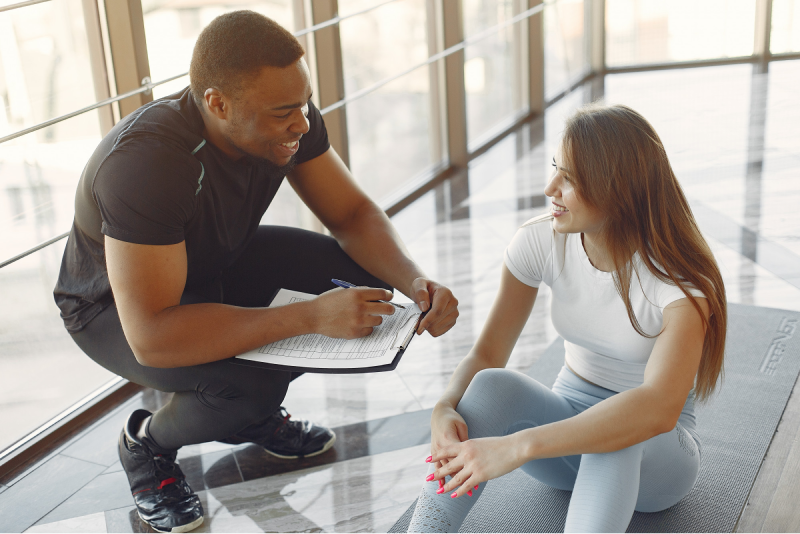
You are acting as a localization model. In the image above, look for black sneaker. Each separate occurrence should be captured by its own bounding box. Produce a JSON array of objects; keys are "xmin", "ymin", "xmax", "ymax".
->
[
  {"xmin": 119, "ymin": 409, "xmax": 204, "ymax": 533},
  {"xmin": 219, "ymin": 406, "xmax": 336, "ymax": 459}
]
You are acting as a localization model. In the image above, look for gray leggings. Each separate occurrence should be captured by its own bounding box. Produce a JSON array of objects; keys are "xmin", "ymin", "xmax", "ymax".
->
[{"xmin": 409, "ymin": 366, "xmax": 701, "ymax": 533}]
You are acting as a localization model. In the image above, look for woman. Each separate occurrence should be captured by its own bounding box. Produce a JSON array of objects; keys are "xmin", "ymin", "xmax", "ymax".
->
[{"xmin": 408, "ymin": 104, "xmax": 726, "ymax": 533}]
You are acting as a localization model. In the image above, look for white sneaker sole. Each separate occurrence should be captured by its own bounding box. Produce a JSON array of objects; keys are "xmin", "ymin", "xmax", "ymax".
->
[
  {"xmin": 263, "ymin": 432, "xmax": 337, "ymax": 459},
  {"xmin": 139, "ymin": 511, "xmax": 204, "ymax": 533}
]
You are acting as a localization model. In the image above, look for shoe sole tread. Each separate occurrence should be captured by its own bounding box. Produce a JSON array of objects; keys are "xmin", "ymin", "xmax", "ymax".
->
[
  {"xmin": 138, "ymin": 511, "xmax": 204, "ymax": 533},
  {"xmin": 263, "ymin": 433, "xmax": 336, "ymax": 459}
]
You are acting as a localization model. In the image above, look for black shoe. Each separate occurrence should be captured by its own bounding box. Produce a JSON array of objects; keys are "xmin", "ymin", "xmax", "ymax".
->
[
  {"xmin": 219, "ymin": 407, "xmax": 336, "ymax": 459},
  {"xmin": 119, "ymin": 409, "xmax": 204, "ymax": 533}
]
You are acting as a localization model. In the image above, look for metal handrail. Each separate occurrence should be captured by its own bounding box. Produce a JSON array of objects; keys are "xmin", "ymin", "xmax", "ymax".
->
[
  {"xmin": 0, "ymin": 72, "xmax": 186, "ymax": 145},
  {"xmin": 0, "ymin": 231, "xmax": 69, "ymax": 269},
  {"xmin": 0, "ymin": 2, "xmax": 546, "ymax": 269},
  {"xmin": 0, "ymin": 0, "xmax": 402, "ymax": 145},
  {"xmin": 0, "ymin": 0, "xmax": 50, "ymax": 14},
  {"xmin": 294, "ymin": 0, "xmax": 400, "ymax": 37}
]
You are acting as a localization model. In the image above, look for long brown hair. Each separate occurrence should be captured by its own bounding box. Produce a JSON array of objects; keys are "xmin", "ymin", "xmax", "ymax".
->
[{"xmin": 561, "ymin": 103, "xmax": 726, "ymax": 401}]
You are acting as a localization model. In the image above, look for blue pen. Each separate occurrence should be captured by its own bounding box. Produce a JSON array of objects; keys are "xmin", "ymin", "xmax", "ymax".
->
[{"xmin": 331, "ymin": 279, "xmax": 406, "ymax": 309}]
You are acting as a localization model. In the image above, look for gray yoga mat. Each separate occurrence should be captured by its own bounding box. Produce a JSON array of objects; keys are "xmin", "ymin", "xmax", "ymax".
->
[{"xmin": 391, "ymin": 303, "xmax": 800, "ymax": 532}]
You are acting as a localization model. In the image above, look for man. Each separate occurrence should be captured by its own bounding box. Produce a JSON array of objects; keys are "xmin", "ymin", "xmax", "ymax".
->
[{"xmin": 54, "ymin": 11, "xmax": 458, "ymax": 533}]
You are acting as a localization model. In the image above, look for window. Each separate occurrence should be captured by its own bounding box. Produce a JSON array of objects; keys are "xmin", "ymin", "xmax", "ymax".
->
[
  {"xmin": 545, "ymin": 0, "xmax": 589, "ymax": 100},
  {"xmin": 463, "ymin": 0, "xmax": 520, "ymax": 146},
  {"xmin": 339, "ymin": 0, "xmax": 436, "ymax": 203},
  {"xmin": 771, "ymin": 0, "xmax": 800, "ymax": 54},
  {"xmin": 606, "ymin": 0, "xmax": 757, "ymax": 67},
  {"xmin": 0, "ymin": 0, "xmax": 114, "ymax": 451}
]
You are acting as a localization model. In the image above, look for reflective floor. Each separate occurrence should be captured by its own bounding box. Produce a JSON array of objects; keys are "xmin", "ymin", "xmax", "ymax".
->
[{"xmin": 2, "ymin": 59, "xmax": 800, "ymax": 532}]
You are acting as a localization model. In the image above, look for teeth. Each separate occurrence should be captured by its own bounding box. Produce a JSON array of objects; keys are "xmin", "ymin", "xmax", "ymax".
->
[
  {"xmin": 280, "ymin": 141, "xmax": 298, "ymax": 148},
  {"xmin": 552, "ymin": 205, "xmax": 568, "ymax": 212}
]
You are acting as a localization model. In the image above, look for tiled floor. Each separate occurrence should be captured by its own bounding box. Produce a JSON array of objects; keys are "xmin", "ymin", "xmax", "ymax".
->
[{"xmin": 2, "ymin": 59, "xmax": 800, "ymax": 532}]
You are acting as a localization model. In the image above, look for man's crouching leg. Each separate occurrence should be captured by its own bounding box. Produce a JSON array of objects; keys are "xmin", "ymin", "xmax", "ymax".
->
[{"xmin": 71, "ymin": 303, "xmax": 334, "ymax": 532}]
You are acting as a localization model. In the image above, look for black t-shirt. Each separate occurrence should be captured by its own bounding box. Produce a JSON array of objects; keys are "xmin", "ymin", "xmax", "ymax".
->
[{"xmin": 54, "ymin": 87, "xmax": 330, "ymax": 333}]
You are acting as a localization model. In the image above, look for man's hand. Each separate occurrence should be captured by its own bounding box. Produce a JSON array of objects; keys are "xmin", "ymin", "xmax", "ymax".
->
[
  {"xmin": 309, "ymin": 287, "xmax": 396, "ymax": 339},
  {"xmin": 411, "ymin": 278, "xmax": 459, "ymax": 336}
]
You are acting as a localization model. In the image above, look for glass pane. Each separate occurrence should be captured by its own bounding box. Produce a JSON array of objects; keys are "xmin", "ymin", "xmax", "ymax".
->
[
  {"xmin": 545, "ymin": 0, "xmax": 588, "ymax": 101},
  {"xmin": 606, "ymin": 0, "xmax": 757, "ymax": 67},
  {"xmin": 0, "ymin": 0, "xmax": 105, "ymax": 264},
  {"xmin": 771, "ymin": 0, "xmax": 800, "ymax": 54},
  {"xmin": 463, "ymin": 0, "xmax": 518, "ymax": 146},
  {"xmin": 0, "ymin": 0, "xmax": 118, "ymax": 452},
  {"xmin": 0, "ymin": 0, "xmax": 100, "ymax": 128},
  {"xmin": 339, "ymin": 0, "xmax": 434, "ymax": 203},
  {"xmin": 141, "ymin": 1, "xmax": 295, "ymax": 99},
  {"xmin": 0, "ymin": 120, "xmax": 104, "ymax": 265},
  {"xmin": 0, "ymin": 241, "xmax": 115, "ymax": 451}
]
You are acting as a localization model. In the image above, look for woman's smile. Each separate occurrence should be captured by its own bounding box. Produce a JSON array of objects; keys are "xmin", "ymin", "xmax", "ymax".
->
[{"xmin": 552, "ymin": 202, "xmax": 569, "ymax": 217}]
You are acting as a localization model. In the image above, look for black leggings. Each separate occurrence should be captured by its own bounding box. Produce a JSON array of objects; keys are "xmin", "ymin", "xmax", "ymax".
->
[{"xmin": 71, "ymin": 226, "xmax": 391, "ymax": 451}]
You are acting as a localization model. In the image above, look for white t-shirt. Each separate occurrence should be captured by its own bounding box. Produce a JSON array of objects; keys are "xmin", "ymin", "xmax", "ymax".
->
[{"xmin": 504, "ymin": 214, "xmax": 704, "ymax": 392}]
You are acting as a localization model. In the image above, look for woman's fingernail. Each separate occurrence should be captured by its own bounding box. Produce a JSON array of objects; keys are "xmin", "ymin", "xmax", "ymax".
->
[
  {"xmin": 450, "ymin": 492, "xmax": 458, "ymax": 498},
  {"xmin": 436, "ymin": 487, "xmax": 444, "ymax": 494},
  {"xmin": 425, "ymin": 456, "xmax": 432, "ymax": 463},
  {"xmin": 425, "ymin": 474, "xmax": 435, "ymax": 482},
  {"xmin": 439, "ymin": 479, "xmax": 444, "ymax": 488},
  {"xmin": 467, "ymin": 490, "xmax": 473, "ymax": 497},
  {"xmin": 474, "ymin": 485, "xmax": 479, "ymax": 490}
]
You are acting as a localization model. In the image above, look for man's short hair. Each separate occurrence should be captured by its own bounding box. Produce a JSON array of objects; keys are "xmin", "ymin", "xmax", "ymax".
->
[{"xmin": 189, "ymin": 10, "xmax": 305, "ymax": 107}]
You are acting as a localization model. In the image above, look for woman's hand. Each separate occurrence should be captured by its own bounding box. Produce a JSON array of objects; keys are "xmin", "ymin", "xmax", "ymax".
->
[
  {"xmin": 429, "ymin": 402, "xmax": 469, "ymax": 476},
  {"xmin": 431, "ymin": 434, "xmax": 530, "ymax": 498},
  {"xmin": 430, "ymin": 402, "xmax": 469, "ymax": 456}
]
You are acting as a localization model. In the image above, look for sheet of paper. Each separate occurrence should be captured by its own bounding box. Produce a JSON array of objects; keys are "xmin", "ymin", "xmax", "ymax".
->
[{"xmin": 236, "ymin": 289, "xmax": 422, "ymax": 369}]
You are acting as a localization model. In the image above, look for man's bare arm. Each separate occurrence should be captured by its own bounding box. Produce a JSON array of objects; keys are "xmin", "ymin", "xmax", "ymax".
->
[
  {"xmin": 106, "ymin": 237, "xmax": 395, "ymax": 368},
  {"xmin": 288, "ymin": 148, "xmax": 459, "ymax": 337}
]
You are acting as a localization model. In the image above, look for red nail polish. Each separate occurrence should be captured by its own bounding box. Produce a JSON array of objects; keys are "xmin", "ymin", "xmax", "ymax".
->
[
  {"xmin": 436, "ymin": 487, "xmax": 444, "ymax": 494},
  {"xmin": 474, "ymin": 485, "xmax": 479, "ymax": 490},
  {"xmin": 450, "ymin": 492, "xmax": 458, "ymax": 498},
  {"xmin": 425, "ymin": 456, "xmax": 432, "ymax": 463},
  {"xmin": 426, "ymin": 474, "xmax": 435, "ymax": 482},
  {"xmin": 439, "ymin": 479, "xmax": 444, "ymax": 488}
]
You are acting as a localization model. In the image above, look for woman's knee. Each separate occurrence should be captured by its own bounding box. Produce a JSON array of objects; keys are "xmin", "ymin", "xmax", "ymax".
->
[
  {"xmin": 635, "ymin": 426, "xmax": 701, "ymax": 513},
  {"xmin": 460, "ymin": 368, "xmax": 549, "ymax": 410},
  {"xmin": 465, "ymin": 368, "xmax": 526, "ymax": 397}
]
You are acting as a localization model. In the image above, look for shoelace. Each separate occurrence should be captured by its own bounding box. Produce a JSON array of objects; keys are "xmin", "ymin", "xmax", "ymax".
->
[
  {"xmin": 150, "ymin": 454, "xmax": 184, "ymax": 492},
  {"xmin": 273, "ymin": 408, "xmax": 292, "ymax": 435}
]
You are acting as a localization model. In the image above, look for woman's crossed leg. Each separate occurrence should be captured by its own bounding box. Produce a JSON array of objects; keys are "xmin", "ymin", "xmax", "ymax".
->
[{"xmin": 409, "ymin": 367, "xmax": 700, "ymax": 533}]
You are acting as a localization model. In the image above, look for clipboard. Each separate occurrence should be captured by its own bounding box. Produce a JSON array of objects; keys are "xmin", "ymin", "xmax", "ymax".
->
[{"xmin": 231, "ymin": 288, "xmax": 423, "ymax": 374}]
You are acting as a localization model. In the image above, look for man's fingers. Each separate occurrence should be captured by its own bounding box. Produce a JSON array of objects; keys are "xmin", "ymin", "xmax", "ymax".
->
[
  {"xmin": 412, "ymin": 281, "xmax": 431, "ymax": 312},
  {"xmin": 422, "ymin": 306, "xmax": 459, "ymax": 337},
  {"xmin": 364, "ymin": 301, "xmax": 395, "ymax": 316},
  {"xmin": 417, "ymin": 287, "xmax": 458, "ymax": 335},
  {"xmin": 354, "ymin": 287, "xmax": 394, "ymax": 302},
  {"xmin": 365, "ymin": 314, "xmax": 384, "ymax": 327},
  {"xmin": 354, "ymin": 327, "xmax": 374, "ymax": 338},
  {"xmin": 426, "ymin": 312, "xmax": 458, "ymax": 338}
]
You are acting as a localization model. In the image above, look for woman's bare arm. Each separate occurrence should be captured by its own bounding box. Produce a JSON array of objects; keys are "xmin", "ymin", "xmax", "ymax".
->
[
  {"xmin": 437, "ymin": 265, "xmax": 538, "ymax": 409},
  {"xmin": 435, "ymin": 296, "xmax": 710, "ymax": 497},
  {"xmin": 516, "ymin": 297, "xmax": 709, "ymax": 458},
  {"xmin": 429, "ymin": 265, "xmax": 538, "ymax": 455}
]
